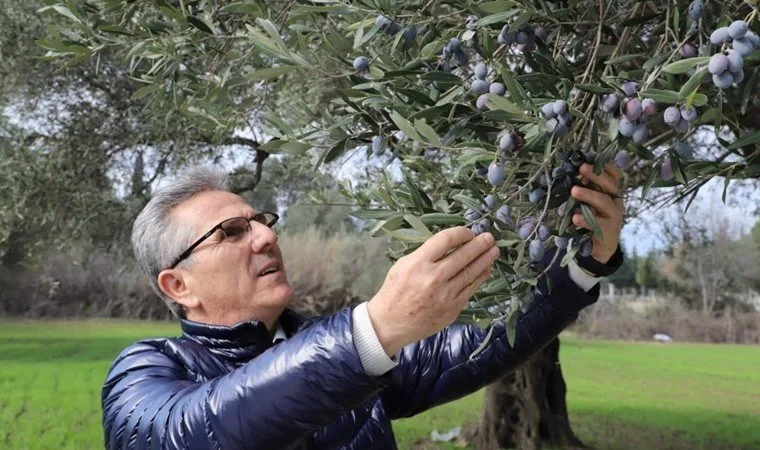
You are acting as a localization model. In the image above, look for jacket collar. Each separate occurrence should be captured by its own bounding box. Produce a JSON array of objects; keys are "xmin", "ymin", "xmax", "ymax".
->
[{"xmin": 180, "ymin": 308, "xmax": 307, "ymax": 364}]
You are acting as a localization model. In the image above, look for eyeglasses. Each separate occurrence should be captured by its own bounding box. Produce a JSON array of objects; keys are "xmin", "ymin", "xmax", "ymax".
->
[{"xmin": 169, "ymin": 212, "xmax": 279, "ymax": 269}]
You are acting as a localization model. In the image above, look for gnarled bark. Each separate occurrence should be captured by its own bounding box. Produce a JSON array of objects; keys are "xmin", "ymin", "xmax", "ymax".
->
[{"xmin": 469, "ymin": 338, "xmax": 587, "ymax": 450}]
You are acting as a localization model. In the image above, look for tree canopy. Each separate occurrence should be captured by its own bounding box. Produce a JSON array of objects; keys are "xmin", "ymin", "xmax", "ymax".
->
[{"xmin": 28, "ymin": 0, "xmax": 760, "ymax": 335}]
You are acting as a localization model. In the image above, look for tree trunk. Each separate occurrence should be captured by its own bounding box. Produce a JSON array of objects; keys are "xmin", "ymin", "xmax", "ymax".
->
[{"xmin": 469, "ymin": 338, "xmax": 587, "ymax": 450}]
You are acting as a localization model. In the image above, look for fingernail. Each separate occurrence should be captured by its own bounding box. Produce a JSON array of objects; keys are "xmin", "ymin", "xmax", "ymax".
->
[{"xmin": 489, "ymin": 247, "xmax": 500, "ymax": 257}]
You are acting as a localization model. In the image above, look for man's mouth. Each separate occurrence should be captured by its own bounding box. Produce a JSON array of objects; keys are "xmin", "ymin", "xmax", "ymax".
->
[{"xmin": 257, "ymin": 263, "xmax": 280, "ymax": 277}]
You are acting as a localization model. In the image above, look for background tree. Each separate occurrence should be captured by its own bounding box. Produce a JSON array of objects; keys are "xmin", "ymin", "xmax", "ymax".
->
[
  {"xmin": 36, "ymin": 0, "xmax": 760, "ymax": 448},
  {"xmin": 635, "ymin": 252, "xmax": 660, "ymax": 292},
  {"xmin": 605, "ymin": 241, "xmax": 638, "ymax": 288}
]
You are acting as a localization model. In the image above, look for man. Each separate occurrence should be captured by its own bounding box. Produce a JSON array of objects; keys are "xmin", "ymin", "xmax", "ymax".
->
[{"xmin": 103, "ymin": 163, "xmax": 624, "ymax": 450}]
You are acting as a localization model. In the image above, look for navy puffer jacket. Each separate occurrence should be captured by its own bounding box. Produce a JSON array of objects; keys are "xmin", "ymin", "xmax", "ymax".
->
[{"xmin": 102, "ymin": 248, "xmax": 599, "ymax": 450}]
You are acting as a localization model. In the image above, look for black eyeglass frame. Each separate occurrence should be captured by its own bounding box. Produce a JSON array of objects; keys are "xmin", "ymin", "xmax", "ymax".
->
[{"xmin": 169, "ymin": 211, "xmax": 279, "ymax": 269}]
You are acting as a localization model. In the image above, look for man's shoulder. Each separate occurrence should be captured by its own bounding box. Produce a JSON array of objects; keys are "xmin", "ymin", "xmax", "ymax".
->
[{"xmin": 106, "ymin": 336, "xmax": 211, "ymax": 378}]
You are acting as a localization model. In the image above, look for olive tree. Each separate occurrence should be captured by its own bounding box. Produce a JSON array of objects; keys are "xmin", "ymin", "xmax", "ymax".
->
[{"xmin": 42, "ymin": 0, "xmax": 760, "ymax": 447}]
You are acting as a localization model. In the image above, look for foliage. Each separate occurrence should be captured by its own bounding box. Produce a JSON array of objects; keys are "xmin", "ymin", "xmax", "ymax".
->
[
  {"xmin": 634, "ymin": 252, "xmax": 661, "ymax": 290},
  {"xmin": 40, "ymin": 0, "xmax": 760, "ymax": 335},
  {"xmin": 604, "ymin": 241, "xmax": 637, "ymax": 288}
]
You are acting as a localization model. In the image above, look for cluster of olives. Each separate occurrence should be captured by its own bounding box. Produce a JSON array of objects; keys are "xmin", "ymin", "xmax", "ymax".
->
[
  {"xmin": 541, "ymin": 100, "xmax": 573, "ymax": 137},
  {"xmin": 600, "ymin": 82, "xmax": 657, "ymax": 145},
  {"xmin": 496, "ymin": 24, "xmax": 548, "ymax": 53},
  {"xmin": 708, "ymin": 20, "xmax": 758, "ymax": 89}
]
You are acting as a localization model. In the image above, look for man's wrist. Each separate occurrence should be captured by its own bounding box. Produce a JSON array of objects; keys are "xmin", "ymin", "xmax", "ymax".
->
[
  {"xmin": 576, "ymin": 244, "xmax": 624, "ymax": 278},
  {"xmin": 567, "ymin": 259, "xmax": 601, "ymax": 292},
  {"xmin": 352, "ymin": 302, "xmax": 398, "ymax": 376}
]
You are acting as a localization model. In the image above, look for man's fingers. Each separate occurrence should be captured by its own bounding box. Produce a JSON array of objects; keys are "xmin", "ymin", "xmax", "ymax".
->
[
  {"xmin": 417, "ymin": 226, "xmax": 474, "ymax": 261},
  {"xmin": 579, "ymin": 163, "xmax": 619, "ymax": 196},
  {"xmin": 572, "ymin": 214, "xmax": 608, "ymax": 241},
  {"xmin": 454, "ymin": 267, "xmax": 492, "ymax": 306},
  {"xmin": 604, "ymin": 161, "xmax": 622, "ymax": 183},
  {"xmin": 450, "ymin": 245, "xmax": 499, "ymax": 290},
  {"xmin": 439, "ymin": 232, "xmax": 495, "ymax": 278},
  {"xmin": 571, "ymin": 186, "xmax": 619, "ymax": 219}
]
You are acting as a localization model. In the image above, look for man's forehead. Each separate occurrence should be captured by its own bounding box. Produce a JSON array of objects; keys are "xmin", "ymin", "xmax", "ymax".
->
[{"xmin": 175, "ymin": 190, "xmax": 256, "ymax": 226}]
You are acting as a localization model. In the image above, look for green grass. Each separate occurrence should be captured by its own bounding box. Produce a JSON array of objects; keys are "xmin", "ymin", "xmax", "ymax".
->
[{"xmin": 1, "ymin": 321, "xmax": 759, "ymax": 450}]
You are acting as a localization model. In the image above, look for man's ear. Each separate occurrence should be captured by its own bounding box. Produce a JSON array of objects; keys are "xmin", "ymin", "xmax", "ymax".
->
[{"xmin": 157, "ymin": 269, "xmax": 201, "ymax": 310}]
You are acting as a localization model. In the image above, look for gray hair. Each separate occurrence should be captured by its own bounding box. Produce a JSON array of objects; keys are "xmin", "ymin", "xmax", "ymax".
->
[{"xmin": 131, "ymin": 165, "xmax": 230, "ymax": 318}]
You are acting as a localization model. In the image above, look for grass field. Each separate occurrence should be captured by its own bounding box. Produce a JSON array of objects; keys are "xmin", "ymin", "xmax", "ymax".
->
[{"xmin": 1, "ymin": 321, "xmax": 759, "ymax": 450}]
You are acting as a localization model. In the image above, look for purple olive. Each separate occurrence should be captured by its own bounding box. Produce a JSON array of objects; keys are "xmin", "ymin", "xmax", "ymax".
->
[
  {"xmin": 729, "ymin": 20, "xmax": 748, "ymax": 39},
  {"xmin": 614, "ymin": 150, "xmax": 630, "ymax": 168},
  {"xmin": 472, "ymin": 79, "xmax": 490, "ymax": 94},
  {"xmin": 688, "ymin": 0, "xmax": 703, "ymax": 20},
  {"xmin": 710, "ymin": 27, "xmax": 731, "ymax": 45},
  {"xmin": 447, "ymin": 38, "xmax": 461, "ymax": 53},
  {"xmin": 499, "ymin": 133, "xmax": 515, "ymax": 152},
  {"xmin": 621, "ymin": 81, "xmax": 639, "ymax": 97},
  {"xmin": 488, "ymin": 161, "xmax": 505, "ymax": 186},
  {"xmin": 554, "ymin": 236, "xmax": 569, "ymax": 249},
  {"xmin": 484, "ymin": 194, "xmax": 495, "ymax": 210},
  {"xmin": 713, "ymin": 71, "xmax": 734, "ymax": 89},
  {"xmin": 732, "ymin": 37, "xmax": 754, "ymax": 57},
  {"xmin": 353, "ymin": 56, "xmax": 369, "ymax": 71},
  {"xmin": 641, "ymin": 98, "xmax": 657, "ymax": 116},
  {"xmin": 529, "ymin": 239, "xmax": 546, "ymax": 262},
  {"xmin": 633, "ymin": 123, "xmax": 648, "ymax": 144},
  {"xmin": 746, "ymin": 31, "xmax": 760, "ymax": 48},
  {"xmin": 541, "ymin": 102, "xmax": 557, "ymax": 119},
  {"xmin": 496, "ymin": 204, "xmax": 511, "ymax": 225},
  {"xmin": 558, "ymin": 111, "xmax": 573, "ymax": 127},
  {"xmin": 489, "ymin": 82, "xmax": 506, "ymax": 96},
  {"xmin": 679, "ymin": 43, "xmax": 698, "ymax": 58},
  {"xmin": 663, "ymin": 106, "xmax": 681, "ymax": 126},
  {"xmin": 680, "ymin": 105, "xmax": 698, "ymax": 122},
  {"xmin": 674, "ymin": 118, "xmax": 690, "ymax": 133},
  {"xmin": 534, "ymin": 26, "xmax": 548, "ymax": 42},
  {"xmin": 553, "ymin": 121, "xmax": 569, "ymax": 137},
  {"xmin": 726, "ymin": 50, "xmax": 743, "ymax": 73},
  {"xmin": 464, "ymin": 209, "xmax": 481, "ymax": 221},
  {"xmin": 708, "ymin": 53, "xmax": 729, "ymax": 75},
  {"xmin": 474, "ymin": 62, "xmax": 488, "ymax": 80},
  {"xmin": 624, "ymin": 98, "xmax": 642, "ymax": 121},
  {"xmin": 538, "ymin": 224, "xmax": 551, "ymax": 241},
  {"xmin": 518, "ymin": 221, "xmax": 535, "ymax": 240},
  {"xmin": 529, "ymin": 187, "xmax": 546, "ymax": 203},
  {"xmin": 553, "ymin": 100, "xmax": 568, "ymax": 115},
  {"xmin": 618, "ymin": 117, "xmax": 635, "ymax": 137},
  {"xmin": 600, "ymin": 94, "xmax": 619, "ymax": 113},
  {"xmin": 660, "ymin": 158, "xmax": 674, "ymax": 181},
  {"xmin": 498, "ymin": 27, "xmax": 515, "ymax": 45},
  {"xmin": 476, "ymin": 93, "xmax": 490, "ymax": 110}
]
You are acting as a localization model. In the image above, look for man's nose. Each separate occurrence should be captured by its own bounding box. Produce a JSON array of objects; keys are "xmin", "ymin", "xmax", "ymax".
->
[{"xmin": 249, "ymin": 221, "xmax": 278, "ymax": 253}]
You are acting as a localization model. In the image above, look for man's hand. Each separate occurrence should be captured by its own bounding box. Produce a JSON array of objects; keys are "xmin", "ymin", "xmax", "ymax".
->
[
  {"xmin": 366, "ymin": 227, "xmax": 500, "ymax": 356},
  {"xmin": 570, "ymin": 162, "xmax": 624, "ymax": 264}
]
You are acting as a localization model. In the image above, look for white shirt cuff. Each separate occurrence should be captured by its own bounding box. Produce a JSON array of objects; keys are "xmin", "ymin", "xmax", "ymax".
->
[
  {"xmin": 567, "ymin": 259, "xmax": 602, "ymax": 292},
  {"xmin": 351, "ymin": 302, "xmax": 398, "ymax": 376}
]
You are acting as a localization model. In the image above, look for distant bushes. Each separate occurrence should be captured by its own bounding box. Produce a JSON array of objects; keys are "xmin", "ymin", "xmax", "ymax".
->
[{"xmin": 573, "ymin": 299, "xmax": 760, "ymax": 344}]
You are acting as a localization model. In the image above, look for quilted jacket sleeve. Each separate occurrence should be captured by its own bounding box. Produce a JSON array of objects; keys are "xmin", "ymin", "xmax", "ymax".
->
[
  {"xmin": 101, "ymin": 308, "xmax": 387, "ymax": 450},
  {"xmin": 380, "ymin": 247, "xmax": 600, "ymax": 419}
]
